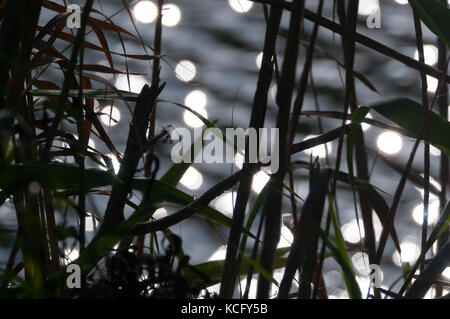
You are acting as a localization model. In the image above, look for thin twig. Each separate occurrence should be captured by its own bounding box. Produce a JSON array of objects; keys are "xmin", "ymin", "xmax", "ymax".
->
[
  {"xmin": 98, "ymin": 77, "xmax": 165, "ymax": 237},
  {"xmin": 131, "ymin": 168, "xmax": 248, "ymax": 236},
  {"xmin": 131, "ymin": 126, "xmax": 352, "ymax": 236}
]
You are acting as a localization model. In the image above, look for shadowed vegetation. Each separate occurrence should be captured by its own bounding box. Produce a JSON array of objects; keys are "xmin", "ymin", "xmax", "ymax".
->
[{"xmin": 0, "ymin": 0, "xmax": 448, "ymax": 299}]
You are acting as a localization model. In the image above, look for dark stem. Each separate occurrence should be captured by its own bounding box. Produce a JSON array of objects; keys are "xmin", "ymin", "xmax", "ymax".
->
[
  {"xmin": 256, "ymin": 0, "xmax": 305, "ymax": 299},
  {"xmin": 249, "ymin": 0, "xmax": 450, "ymax": 83},
  {"xmin": 412, "ymin": 7, "xmax": 430, "ymax": 273},
  {"xmin": 98, "ymin": 78, "xmax": 165, "ymax": 238},
  {"xmin": 405, "ymin": 240, "xmax": 450, "ymax": 299},
  {"xmin": 219, "ymin": 2, "xmax": 282, "ymax": 298},
  {"xmin": 437, "ymin": 0, "xmax": 449, "ymax": 299}
]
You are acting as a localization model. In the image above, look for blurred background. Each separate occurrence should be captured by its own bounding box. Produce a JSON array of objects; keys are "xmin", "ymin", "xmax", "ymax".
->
[{"xmin": 1, "ymin": 0, "xmax": 450, "ymax": 298}]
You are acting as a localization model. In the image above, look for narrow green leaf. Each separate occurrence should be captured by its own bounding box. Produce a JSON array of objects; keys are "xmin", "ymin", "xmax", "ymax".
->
[
  {"xmin": 347, "ymin": 106, "xmax": 370, "ymax": 190},
  {"xmin": 235, "ymin": 184, "xmax": 269, "ymax": 286},
  {"xmin": 242, "ymin": 256, "xmax": 278, "ymax": 285},
  {"xmin": 370, "ymin": 97, "xmax": 450, "ymax": 155},
  {"xmin": 326, "ymin": 194, "xmax": 362, "ymax": 299},
  {"xmin": 0, "ymin": 163, "xmax": 249, "ymax": 236},
  {"xmin": 346, "ymin": 107, "xmax": 370, "ymax": 242},
  {"xmin": 409, "ymin": 0, "xmax": 450, "ymax": 48},
  {"xmin": 133, "ymin": 178, "xmax": 253, "ymax": 236},
  {"xmin": 161, "ymin": 125, "xmax": 210, "ymax": 187}
]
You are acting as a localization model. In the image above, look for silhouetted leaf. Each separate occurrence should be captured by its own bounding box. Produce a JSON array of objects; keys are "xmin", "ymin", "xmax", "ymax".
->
[{"xmin": 409, "ymin": 0, "xmax": 450, "ymax": 48}]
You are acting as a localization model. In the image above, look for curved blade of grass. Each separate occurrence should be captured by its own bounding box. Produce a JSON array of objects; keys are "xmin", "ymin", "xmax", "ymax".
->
[
  {"xmin": 346, "ymin": 106, "xmax": 370, "ymax": 190},
  {"xmin": 0, "ymin": 162, "xmax": 245, "ymax": 235},
  {"xmin": 0, "ymin": 162, "xmax": 115, "ymax": 191},
  {"xmin": 408, "ymin": 0, "xmax": 450, "ymax": 48},
  {"xmin": 346, "ymin": 107, "xmax": 370, "ymax": 254},
  {"xmin": 235, "ymin": 184, "xmax": 269, "ymax": 282},
  {"xmin": 326, "ymin": 193, "xmax": 362, "ymax": 299},
  {"xmin": 29, "ymin": 90, "xmax": 241, "ymax": 153},
  {"xmin": 371, "ymin": 97, "xmax": 450, "ymax": 154},
  {"xmin": 35, "ymin": 26, "xmax": 155, "ymax": 60},
  {"xmin": 161, "ymin": 125, "xmax": 212, "ymax": 187},
  {"xmin": 366, "ymin": 185, "xmax": 401, "ymax": 252},
  {"xmin": 349, "ymin": 98, "xmax": 450, "ymax": 160},
  {"xmin": 239, "ymin": 184, "xmax": 269, "ymax": 254},
  {"xmin": 317, "ymin": 224, "xmax": 362, "ymax": 299}
]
